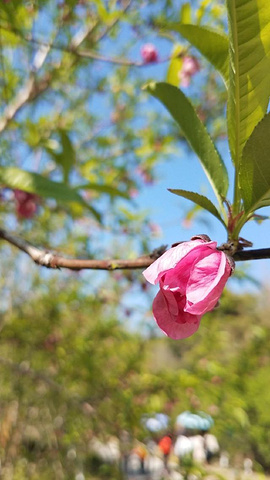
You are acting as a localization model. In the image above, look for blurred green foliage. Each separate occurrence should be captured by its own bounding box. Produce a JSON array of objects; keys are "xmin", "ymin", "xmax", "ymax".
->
[{"xmin": 0, "ymin": 274, "xmax": 270, "ymax": 477}]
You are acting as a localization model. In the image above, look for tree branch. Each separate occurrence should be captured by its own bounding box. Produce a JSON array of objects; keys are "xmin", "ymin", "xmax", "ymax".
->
[
  {"xmin": 0, "ymin": 227, "xmax": 269, "ymax": 271},
  {"xmin": 0, "ymin": 23, "xmax": 171, "ymax": 67},
  {"xmin": 0, "ymin": 21, "xmax": 96, "ymax": 133},
  {"xmin": 0, "ymin": 227, "xmax": 166, "ymax": 270},
  {"xmin": 0, "ymin": 44, "xmax": 50, "ymax": 133}
]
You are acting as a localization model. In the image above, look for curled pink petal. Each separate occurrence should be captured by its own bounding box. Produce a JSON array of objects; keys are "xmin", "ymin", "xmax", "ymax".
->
[
  {"xmin": 185, "ymin": 251, "xmax": 231, "ymax": 315},
  {"xmin": 153, "ymin": 290, "xmax": 201, "ymax": 340},
  {"xmin": 159, "ymin": 242, "xmax": 217, "ymax": 292},
  {"xmin": 143, "ymin": 239, "xmax": 209, "ymax": 285}
]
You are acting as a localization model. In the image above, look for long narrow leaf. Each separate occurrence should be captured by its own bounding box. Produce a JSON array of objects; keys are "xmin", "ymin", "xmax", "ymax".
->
[
  {"xmin": 239, "ymin": 113, "xmax": 270, "ymax": 213},
  {"xmin": 146, "ymin": 82, "xmax": 229, "ymax": 207},
  {"xmin": 169, "ymin": 189, "xmax": 226, "ymax": 227},
  {"xmin": 0, "ymin": 166, "xmax": 101, "ymax": 221},
  {"xmin": 227, "ymin": 0, "xmax": 270, "ymax": 165}
]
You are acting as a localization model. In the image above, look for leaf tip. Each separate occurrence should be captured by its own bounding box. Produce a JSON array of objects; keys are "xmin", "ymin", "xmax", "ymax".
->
[{"xmin": 142, "ymin": 81, "xmax": 158, "ymax": 92}]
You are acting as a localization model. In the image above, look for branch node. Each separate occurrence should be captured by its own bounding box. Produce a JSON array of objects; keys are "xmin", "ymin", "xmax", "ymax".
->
[{"xmin": 150, "ymin": 245, "xmax": 167, "ymax": 260}]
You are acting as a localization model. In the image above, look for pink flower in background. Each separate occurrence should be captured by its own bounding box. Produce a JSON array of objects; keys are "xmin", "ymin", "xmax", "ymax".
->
[
  {"xmin": 178, "ymin": 56, "xmax": 200, "ymax": 87},
  {"xmin": 141, "ymin": 44, "xmax": 158, "ymax": 64},
  {"xmin": 14, "ymin": 189, "xmax": 39, "ymax": 219},
  {"xmin": 143, "ymin": 237, "xmax": 232, "ymax": 339}
]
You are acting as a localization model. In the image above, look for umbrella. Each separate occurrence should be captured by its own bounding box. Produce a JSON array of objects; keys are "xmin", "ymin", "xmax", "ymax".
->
[
  {"xmin": 142, "ymin": 413, "xmax": 169, "ymax": 432},
  {"xmin": 176, "ymin": 411, "xmax": 214, "ymax": 431}
]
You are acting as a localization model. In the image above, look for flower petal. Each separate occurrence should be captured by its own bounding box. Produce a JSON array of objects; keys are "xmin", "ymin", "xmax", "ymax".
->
[
  {"xmin": 185, "ymin": 251, "xmax": 231, "ymax": 315},
  {"xmin": 143, "ymin": 240, "xmax": 216, "ymax": 285},
  {"xmin": 153, "ymin": 289, "xmax": 201, "ymax": 340},
  {"xmin": 160, "ymin": 243, "xmax": 216, "ymax": 292}
]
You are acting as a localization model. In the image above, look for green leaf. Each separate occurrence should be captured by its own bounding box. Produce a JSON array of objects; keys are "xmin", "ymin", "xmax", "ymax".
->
[
  {"xmin": 166, "ymin": 45, "xmax": 183, "ymax": 87},
  {"xmin": 0, "ymin": 166, "xmax": 101, "ymax": 221},
  {"xmin": 239, "ymin": 113, "xmax": 270, "ymax": 213},
  {"xmin": 45, "ymin": 130, "xmax": 76, "ymax": 184},
  {"xmin": 227, "ymin": 0, "xmax": 270, "ymax": 165},
  {"xmin": 146, "ymin": 82, "xmax": 229, "ymax": 207},
  {"xmin": 166, "ymin": 23, "xmax": 229, "ymax": 85},
  {"xmin": 169, "ymin": 188, "xmax": 226, "ymax": 227},
  {"xmin": 180, "ymin": 3, "xmax": 192, "ymax": 23}
]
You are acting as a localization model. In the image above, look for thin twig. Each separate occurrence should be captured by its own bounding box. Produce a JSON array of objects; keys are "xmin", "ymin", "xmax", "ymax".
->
[
  {"xmin": 0, "ymin": 21, "xmax": 95, "ymax": 133},
  {"xmin": 75, "ymin": 49, "xmax": 171, "ymax": 66},
  {"xmin": 0, "ymin": 226, "xmax": 269, "ymax": 271},
  {"xmin": 0, "ymin": 23, "xmax": 172, "ymax": 67},
  {"xmin": 0, "ymin": 43, "xmax": 50, "ymax": 133},
  {"xmin": 93, "ymin": 0, "xmax": 133, "ymax": 43}
]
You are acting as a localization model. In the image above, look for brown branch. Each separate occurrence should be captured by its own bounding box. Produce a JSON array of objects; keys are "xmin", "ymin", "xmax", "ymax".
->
[
  {"xmin": 233, "ymin": 248, "xmax": 270, "ymax": 262},
  {"xmin": 0, "ymin": 227, "xmax": 166, "ymax": 270},
  {"xmin": 0, "ymin": 226, "xmax": 269, "ymax": 271}
]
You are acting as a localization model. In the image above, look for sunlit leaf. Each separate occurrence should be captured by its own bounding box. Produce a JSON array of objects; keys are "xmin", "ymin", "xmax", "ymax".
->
[
  {"xmin": 169, "ymin": 188, "xmax": 226, "ymax": 227},
  {"xmin": 45, "ymin": 130, "xmax": 76, "ymax": 184},
  {"xmin": 239, "ymin": 113, "xmax": 270, "ymax": 213},
  {"xmin": 227, "ymin": 0, "xmax": 270, "ymax": 165},
  {"xmin": 0, "ymin": 166, "xmax": 101, "ymax": 221},
  {"xmin": 146, "ymin": 82, "xmax": 228, "ymax": 207},
  {"xmin": 180, "ymin": 3, "xmax": 192, "ymax": 23},
  {"xmin": 166, "ymin": 45, "xmax": 183, "ymax": 87}
]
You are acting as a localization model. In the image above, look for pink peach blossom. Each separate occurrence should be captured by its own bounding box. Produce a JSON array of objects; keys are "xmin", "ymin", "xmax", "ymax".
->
[
  {"xmin": 178, "ymin": 56, "xmax": 200, "ymax": 87},
  {"xmin": 141, "ymin": 44, "xmax": 158, "ymax": 64},
  {"xmin": 14, "ymin": 189, "xmax": 39, "ymax": 219},
  {"xmin": 143, "ymin": 238, "xmax": 232, "ymax": 339}
]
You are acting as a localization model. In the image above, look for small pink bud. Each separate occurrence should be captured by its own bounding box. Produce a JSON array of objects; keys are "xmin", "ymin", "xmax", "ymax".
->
[
  {"xmin": 178, "ymin": 56, "xmax": 200, "ymax": 87},
  {"xmin": 182, "ymin": 219, "xmax": 192, "ymax": 229},
  {"xmin": 141, "ymin": 43, "xmax": 158, "ymax": 64},
  {"xmin": 149, "ymin": 223, "xmax": 162, "ymax": 237},
  {"xmin": 14, "ymin": 189, "xmax": 39, "ymax": 219},
  {"xmin": 182, "ymin": 56, "xmax": 200, "ymax": 75},
  {"xmin": 178, "ymin": 73, "xmax": 191, "ymax": 88},
  {"xmin": 14, "ymin": 189, "xmax": 29, "ymax": 203},
  {"xmin": 130, "ymin": 188, "xmax": 139, "ymax": 198},
  {"xmin": 16, "ymin": 200, "xmax": 37, "ymax": 219}
]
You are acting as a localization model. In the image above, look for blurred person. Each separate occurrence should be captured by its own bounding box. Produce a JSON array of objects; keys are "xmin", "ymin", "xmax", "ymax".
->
[
  {"xmin": 191, "ymin": 433, "xmax": 206, "ymax": 464},
  {"xmin": 203, "ymin": 431, "xmax": 220, "ymax": 463},
  {"xmin": 174, "ymin": 430, "xmax": 193, "ymax": 462},
  {"xmin": 158, "ymin": 433, "xmax": 173, "ymax": 469},
  {"xmin": 131, "ymin": 441, "xmax": 148, "ymax": 473},
  {"xmin": 219, "ymin": 451, "xmax": 229, "ymax": 468},
  {"xmin": 243, "ymin": 457, "xmax": 253, "ymax": 475}
]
